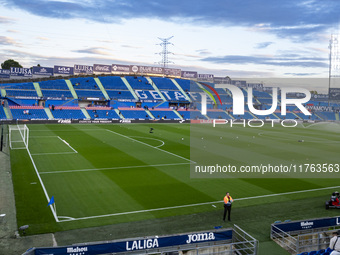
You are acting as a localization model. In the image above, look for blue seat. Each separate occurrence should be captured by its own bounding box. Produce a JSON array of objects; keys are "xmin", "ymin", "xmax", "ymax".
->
[
  {"xmin": 317, "ymin": 249, "xmax": 325, "ymax": 254},
  {"xmin": 308, "ymin": 251, "xmax": 317, "ymax": 255},
  {"xmin": 325, "ymin": 248, "xmax": 332, "ymax": 253},
  {"xmin": 298, "ymin": 252, "xmax": 308, "ymax": 255}
]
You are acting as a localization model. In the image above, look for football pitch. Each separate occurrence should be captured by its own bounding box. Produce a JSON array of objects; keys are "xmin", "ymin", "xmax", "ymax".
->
[{"xmin": 10, "ymin": 122, "xmax": 340, "ymax": 236}]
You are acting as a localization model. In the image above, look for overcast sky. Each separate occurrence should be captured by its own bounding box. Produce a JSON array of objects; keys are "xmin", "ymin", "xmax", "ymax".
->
[{"xmin": 0, "ymin": 0, "xmax": 339, "ymax": 83}]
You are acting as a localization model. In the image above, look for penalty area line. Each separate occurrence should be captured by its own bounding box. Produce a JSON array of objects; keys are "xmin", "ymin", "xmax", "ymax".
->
[
  {"xmin": 39, "ymin": 162, "xmax": 192, "ymax": 175},
  {"xmin": 58, "ymin": 185, "xmax": 340, "ymax": 222}
]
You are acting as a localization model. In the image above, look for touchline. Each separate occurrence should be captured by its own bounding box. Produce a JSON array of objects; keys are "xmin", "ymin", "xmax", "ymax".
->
[{"xmin": 200, "ymin": 85, "xmax": 311, "ymax": 116}]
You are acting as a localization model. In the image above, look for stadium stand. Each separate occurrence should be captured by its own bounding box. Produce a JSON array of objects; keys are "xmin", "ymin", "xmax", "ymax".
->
[
  {"xmin": 149, "ymin": 109, "xmax": 180, "ymax": 119},
  {"xmin": 39, "ymin": 80, "xmax": 69, "ymax": 90},
  {"xmin": 9, "ymin": 106, "xmax": 48, "ymax": 120},
  {"xmin": 1, "ymin": 75, "xmax": 339, "ymax": 121},
  {"xmin": 119, "ymin": 108, "xmax": 150, "ymax": 119},
  {"xmin": 0, "ymin": 106, "xmax": 6, "ymax": 119},
  {"xmin": 50, "ymin": 106, "xmax": 85, "ymax": 119},
  {"xmin": 125, "ymin": 76, "xmax": 154, "ymax": 90},
  {"xmin": 86, "ymin": 107, "xmax": 120, "ymax": 119}
]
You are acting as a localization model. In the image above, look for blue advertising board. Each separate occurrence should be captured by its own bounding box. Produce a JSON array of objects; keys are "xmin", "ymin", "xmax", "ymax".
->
[
  {"xmin": 54, "ymin": 65, "xmax": 74, "ymax": 75},
  {"xmin": 272, "ymin": 216, "xmax": 340, "ymax": 233},
  {"xmin": 74, "ymin": 65, "xmax": 93, "ymax": 74},
  {"xmin": 93, "ymin": 64, "xmax": 111, "ymax": 73},
  {"xmin": 33, "ymin": 66, "xmax": 54, "ymax": 76},
  {"xmin": 33, "ymin": 229, "xmax": 232, "ymax": 255},
  {"xmin": 10, "ymin": 67, "xmax": 33, "ymax": 77},
  {"xmin": 0, "ymin": 69, "xmax": 10, "ymax": 78}
]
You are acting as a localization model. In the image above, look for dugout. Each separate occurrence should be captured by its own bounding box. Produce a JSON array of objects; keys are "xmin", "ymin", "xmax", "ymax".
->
[
  {"xmin": 23, "ymin": 225, "xmax": 258, "ymax": 255},
  {"xmin": 270, "ymin": 216, "xmax": 340, "ymax": 254}
]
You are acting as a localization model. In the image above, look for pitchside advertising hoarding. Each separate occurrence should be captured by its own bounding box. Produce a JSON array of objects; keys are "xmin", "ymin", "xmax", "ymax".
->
[
  {"xmin": 93, "ymin": 64, "xmax": 111, "ymax": 73},
  {"xmin": 129, "ymin": 65, "xmax": 181, "ymax": 77},
  {"xmin": 112, "ymin": 64, "xmax": 130, "ymax": 73},
  {"xmin": 272, "ymin": 216, "xmax": 340, "ymax": 233},
  {"xmin": 53, "ymin": 65, "xmax": 74, "ymax": 75},
  {"xmin": 0, "ymin": 69, "xmax": 10, "ymax": 78},
  {"xmin": 74, "ymin": 65, "xmax": 93, "ymax": 75},
  {"xmin": 31, "ymin": 229, "xmax": 232, "ymax": 255},
  {"xmin": 10, "ymin": 67, "xmax": 32, "ymax": 77},
  {"xmin": 32, "ymin": 66, "xmax": 54, "ymax": 76},
  {"xmin": 181, "ymin": 71, "xmax": 198, "ymax": 79}
]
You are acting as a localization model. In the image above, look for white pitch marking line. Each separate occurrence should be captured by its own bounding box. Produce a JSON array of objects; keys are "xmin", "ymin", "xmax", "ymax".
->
[
  {"xmin": 30, "ymin": 136, "xmax": 59, "ymax": 138},
  {"xmin": 57, "ymin": 136, "xmax": 78, "ymax": 153},
  {"xmin": 39, "ymin": 162, "xmax": 192, "ymax": 174},
  {"xmin": 31, "ymin": 152, "xmax": 77, "ymax": 156},
  {"xmin": 105, "ymin": 129, "xmax": 195, "ymax": 163},
  {"xmin": 58, "ymin": 185, "xmax": 340, "ymax": 222},
  {"xmin": 130, "ymin": 136, "xmax": 165, "ymax": 148}
]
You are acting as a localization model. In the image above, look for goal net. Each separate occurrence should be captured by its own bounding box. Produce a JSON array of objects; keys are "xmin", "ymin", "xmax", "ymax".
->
[{"xmin": 9, "ymin": 124, "xmax": 29, "ymax": 150}]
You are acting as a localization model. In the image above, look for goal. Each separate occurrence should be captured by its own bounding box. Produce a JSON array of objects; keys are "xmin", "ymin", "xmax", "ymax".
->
[{"xmin": 9, "ymin": 124, "xmax": 29, "ymax": 150}]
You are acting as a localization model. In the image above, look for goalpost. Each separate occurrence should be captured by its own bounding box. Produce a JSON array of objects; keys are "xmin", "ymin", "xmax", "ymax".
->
[{"xmin": 9, "ymin": 124, "xmax": 29, "ymax": 150}]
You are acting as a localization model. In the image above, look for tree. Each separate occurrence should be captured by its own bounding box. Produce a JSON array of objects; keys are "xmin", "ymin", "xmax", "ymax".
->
[{"xmin": 1, "ymin": 59, "xmax": 23, "ymax": 69}]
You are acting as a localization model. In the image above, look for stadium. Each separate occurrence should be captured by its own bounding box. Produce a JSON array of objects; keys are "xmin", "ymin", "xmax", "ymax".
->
[
  {"xmin": 0, "ymin": 62, "xmax": 340, "ymax": 255},
  {"xmin": 2, "ymin": 1, "xmax": 340, "ymax": 254}
]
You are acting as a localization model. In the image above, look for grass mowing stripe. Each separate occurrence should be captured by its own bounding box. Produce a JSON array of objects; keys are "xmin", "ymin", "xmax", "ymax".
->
[
  {"xmin": 105, "ymin": 129, "xmax": 195, "ymax": 163},
  {"xmin": 57, "ymin": 185, "xmax": 340, "ymax": 222},
  {"xmin": 22, "ymin": 138, "xmax": 59, "ymax": 222},
  {"xmin": 39, "ymin": 162, "xmax": 192, "ymax": 174}
]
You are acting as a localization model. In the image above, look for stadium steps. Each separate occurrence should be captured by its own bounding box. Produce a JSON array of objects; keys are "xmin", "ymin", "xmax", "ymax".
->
[
  {"xmin": 65, "ymin": 80, "xmax": 78, "ymax": 99},
  {"xmin": 4, "ymin": 106, "xmax": 12, "ymax": 119},
  {"xmin": 44, "ymin": 108, "xmax": 54, "ymax": 120},
  {"xmin": 120, "ymin": 77, "xmax": 139, "ymax": 101},
  {"xmin": 93, "ymin": 78, "xmax": 110, "ymax": 100},
  {"xmin": 247, "ymin": 111, "xmax": 258, "ymax": 119},
  {"xmin": 145, "ymin": 109, "xmax": 155, "ymax": 119},
  {"xmin": 171, "ymin": 79, "xmax": 192, "ymax": 102},
  {"xmin": 271, "ymin": 113, "xmax": 281, "ymax": 119},
  {"xmin": 173, "ymin": 110, "xmax": 184, "ymax": 120},
  {"xmin": 292, "ymin": 112, "xmax": 303, "ymax": 120},
  {"xmin": 81, "ymin": 108, "xmax": 91, "ymax": 119},
  {"xmin": 114, "ymin": 109, "xmax": 124, "ymax": 119},
  {"xmin": 1, "ymin": 89, "xmax": 6, "ymax": 97},
  {"xmin": 313, "ymin": 112, "xmax": 324, "ymax": 121},
  {"xmin": 146, "ymin": 77, "xmax": 167, "ymax": 102},
  {"xmin": 195, "ymin": 82, "xmax": 216, "ymax": 104},
  {"xmin": 224, "ymin": 110, "xmax": 235, "ymax": 119},
  {"xmin": 33, "ymin": 82, "xmax": 43, "ymax": 97}
]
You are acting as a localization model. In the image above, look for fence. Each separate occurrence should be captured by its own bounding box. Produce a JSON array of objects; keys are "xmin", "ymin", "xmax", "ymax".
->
[
  {"xmin": 23, "ymin": 225, "xmax": 258, "ymax": 255},
  {"xmin": 270, "ymin": 216, "xmax": 340, "ymax": 254}
]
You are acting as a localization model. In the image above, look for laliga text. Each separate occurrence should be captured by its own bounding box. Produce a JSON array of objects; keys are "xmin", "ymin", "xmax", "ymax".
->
[{"xmin": 194, "ymin": 163, "xmax": 340, "ymax": 175}]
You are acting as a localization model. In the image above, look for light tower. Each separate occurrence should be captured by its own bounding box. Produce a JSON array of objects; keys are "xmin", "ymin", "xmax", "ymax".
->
[{"xmin": 157, "ymin": 36, "xmax": 174, "ymax": 69}]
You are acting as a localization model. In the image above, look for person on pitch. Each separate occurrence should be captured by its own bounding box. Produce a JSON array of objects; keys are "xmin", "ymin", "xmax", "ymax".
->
[{"xmin": 223, "ymin": 192, "xmax": 233, "ymax": 221}]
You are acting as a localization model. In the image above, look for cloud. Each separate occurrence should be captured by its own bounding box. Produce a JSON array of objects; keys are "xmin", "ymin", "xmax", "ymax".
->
[
  {"xmin": 2, "ymin": 0, "xmax": 340, "ymax": 40},
  {"xmin": 0, "ymin": 16, "xmax": 16, "ymax": 24},
  {"xmin": 255, "ymin": 42, "xmax": 274, "ymax": 49},
  {"xmin": 201, "ymin": 54, "xmax": 328, "ymax": 68},
  {"xmin": 72, "ymin": 47, "xmax": 112, "ymax": 56},
  {"xmin": 0, "ymin": 36, "xmax": 18, "ymax": 46},
  {"xmin": 196, "ymin": 49, "xmax": 212, "ymax": 56},
  {"xmin": 284, "ymin": 73, "xmax": 320, "ymax": 76},
  {"xmin": 36, "ymin": 36, "xmax": 49, "ymax": 41}
]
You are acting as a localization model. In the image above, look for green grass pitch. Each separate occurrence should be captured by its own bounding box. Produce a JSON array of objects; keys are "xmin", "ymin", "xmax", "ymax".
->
[{"xmin": 10, "ymin": 122, "xmax": 340, "ymax": 241}]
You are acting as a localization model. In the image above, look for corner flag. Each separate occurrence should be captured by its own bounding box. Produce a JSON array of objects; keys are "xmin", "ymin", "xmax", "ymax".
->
[{"xmin": 47, "ymin": 196, "xmax": 55, "ymax": 206}]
